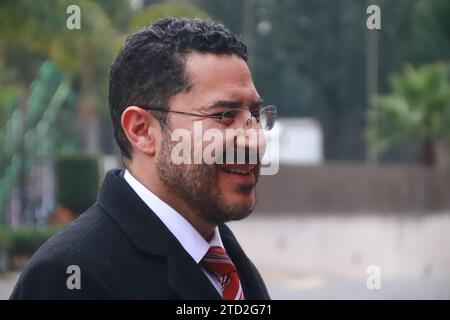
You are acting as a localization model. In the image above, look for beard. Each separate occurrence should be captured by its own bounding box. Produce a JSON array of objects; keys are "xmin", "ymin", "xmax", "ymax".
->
[{"xmin": 156, "ymin": 129, "xmax": 258, "ymax": 224}]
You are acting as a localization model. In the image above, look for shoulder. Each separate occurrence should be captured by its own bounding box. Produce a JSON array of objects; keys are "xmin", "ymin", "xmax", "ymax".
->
[
  {"xmin": 10, "ymin": 203, "xmax": 119, "ymax": 299},
  {"xmin": 28, "ymin": 203, "xmax": 112, "ymax": 264}
]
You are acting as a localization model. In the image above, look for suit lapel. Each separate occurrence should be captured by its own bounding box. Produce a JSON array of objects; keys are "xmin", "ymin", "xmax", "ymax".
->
[
  {"xmin": 98, "ymin": 169, "xmax": 221, "ymax": 299},
  {"xmin": 167, "ymin": 247, "xmax": 221, "ymax": 300}
]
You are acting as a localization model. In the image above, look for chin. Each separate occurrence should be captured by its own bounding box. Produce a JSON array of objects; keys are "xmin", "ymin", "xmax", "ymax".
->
[
  {"xmin": 212, "ymin": 190, "xmax": 257, "ymax": 223},
  {"xmin": 210, "ymin": 165, "xmax": 259, "ymax": 223},
  {"xmin": 229, "ymin": 190, "xmax": 256, "ymax": 208}
]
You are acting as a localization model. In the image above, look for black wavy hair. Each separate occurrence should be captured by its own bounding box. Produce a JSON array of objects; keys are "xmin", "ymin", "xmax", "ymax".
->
[{"xmin": 109, "ymin": 17, "xmax": 248, "ymax": 159}]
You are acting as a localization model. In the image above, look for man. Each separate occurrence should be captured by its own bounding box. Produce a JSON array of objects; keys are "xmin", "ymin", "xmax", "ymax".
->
[{"xmin": 11, "ymin": 17, "xmax": 275, "ymax": 299}]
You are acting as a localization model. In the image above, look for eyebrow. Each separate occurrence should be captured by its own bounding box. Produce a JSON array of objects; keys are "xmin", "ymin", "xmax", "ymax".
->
[{"xmin": 207, "ymin": 98, "xmax": 264, "ymax": 110}]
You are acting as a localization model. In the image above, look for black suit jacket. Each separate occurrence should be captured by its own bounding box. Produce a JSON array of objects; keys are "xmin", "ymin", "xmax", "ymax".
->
[{"xmin": 10, "ymin": 169, "xmax": 270, "ymax": 300}]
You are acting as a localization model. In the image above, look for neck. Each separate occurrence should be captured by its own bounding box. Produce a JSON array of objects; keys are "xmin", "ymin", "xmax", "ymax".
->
[{"xmin": 127, "ymin": 164, "xmax": 216, "ymax": 242}]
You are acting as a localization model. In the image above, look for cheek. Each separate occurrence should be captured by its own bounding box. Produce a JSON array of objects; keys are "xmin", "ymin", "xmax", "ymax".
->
[
  {"xmin": 198, "ymin": 127, "xmax": 232, "ymax": 164},
  {"xmin": 221, "ymin": 135, "xmax": 236, "ymax": 162},
  {"xmin": 156, "ymin": 131, "xmax": 173, "ymax": 159}
]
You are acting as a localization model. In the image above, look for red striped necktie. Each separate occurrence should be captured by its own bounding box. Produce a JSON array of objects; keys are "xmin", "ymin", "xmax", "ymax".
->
[{"xmin": 201, "ymin": 246, "xmax": 245, "ymax": 300}]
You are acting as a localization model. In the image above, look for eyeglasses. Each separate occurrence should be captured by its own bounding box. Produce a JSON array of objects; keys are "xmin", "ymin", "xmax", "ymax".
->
[{"xmin": 142, "ymin": 105, "xmax": 277, "ymax": 131}]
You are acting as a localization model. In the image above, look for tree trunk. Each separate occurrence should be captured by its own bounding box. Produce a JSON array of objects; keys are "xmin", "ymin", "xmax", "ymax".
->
[{"xmin": 422, "ymin": 137, "xmax": 435, "ymax": 167}]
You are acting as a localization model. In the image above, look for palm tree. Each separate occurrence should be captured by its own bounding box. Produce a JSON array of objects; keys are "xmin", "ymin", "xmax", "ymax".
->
[{"xmin": 368, "ymin": 63, "xmax": 450, "ymax": 166}]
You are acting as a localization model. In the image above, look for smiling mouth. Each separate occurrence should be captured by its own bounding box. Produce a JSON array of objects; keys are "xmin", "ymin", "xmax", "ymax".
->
[
  {"xmin": 219, "ymin": 164, "xmax": 258, "ymax": 188},
  {"xmin": 222, "ymin": 164, "xmax": 256, "ymax": 175}
]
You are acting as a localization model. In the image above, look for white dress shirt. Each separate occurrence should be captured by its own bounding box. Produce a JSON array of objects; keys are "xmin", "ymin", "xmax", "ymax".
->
[{"xmin": 123, "ymin": 169, "xmax": 224, "ymax": 296}]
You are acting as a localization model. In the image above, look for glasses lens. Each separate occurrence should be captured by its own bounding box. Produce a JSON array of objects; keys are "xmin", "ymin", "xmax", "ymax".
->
[
  {"xmin": 260, "ymin": 105, "xmax": 277, "ymax": 131},
  {"xmin": 221, "ymin": 109, "xmax": 251, "ymax": 127},
  {"xmin": 220, "ymin": 109, "xmax": 238, "ymax": 126},
  {"xmin": 221, "ymin": 107, "xmax": 277, "ymax": 130}
]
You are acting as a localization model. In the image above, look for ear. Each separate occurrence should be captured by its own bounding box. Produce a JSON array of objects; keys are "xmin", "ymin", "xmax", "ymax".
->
[{"xmin": 121, "ymin": 106, "xmax": 159, "ymax": 156}]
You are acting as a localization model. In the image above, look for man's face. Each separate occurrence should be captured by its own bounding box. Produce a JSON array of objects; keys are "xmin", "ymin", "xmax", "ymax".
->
[{"xmin": 156, "ymin": 53, "xmax": 265, "ymax": 224}]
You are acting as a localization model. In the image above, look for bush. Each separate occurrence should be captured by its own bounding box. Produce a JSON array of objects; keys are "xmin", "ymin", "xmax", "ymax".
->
[
  {"xmin": 54, "ymin": 153, "xmax": 100, "ymax": 215},
  {"xmin": 0, "ymin": 227, "xmax": 10, "ymax": 272},
  {"xmin": 0, "ymin": 226, "xmax": 11, "ymax": 249},
  {"xmin": 0, "ymin": 225, "xmax": 62, "ymax": 257},
  {"xmin": 1, "ymin": 226, "xmax": 62, "ymax": 271},
  {"xmin": 8, "ymin": 226, "xmax": 61, "ymax": 256}
]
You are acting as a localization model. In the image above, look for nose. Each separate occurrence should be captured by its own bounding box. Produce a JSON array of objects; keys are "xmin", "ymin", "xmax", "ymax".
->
[{"xmin": 234, "ymin": 118, "xmax": 267, "ymax": 163}]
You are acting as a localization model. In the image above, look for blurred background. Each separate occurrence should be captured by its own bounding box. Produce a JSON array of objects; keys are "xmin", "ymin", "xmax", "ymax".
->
[{"xmin": 1, "ymin": 0, "xmax": 450, "ymax": 299}]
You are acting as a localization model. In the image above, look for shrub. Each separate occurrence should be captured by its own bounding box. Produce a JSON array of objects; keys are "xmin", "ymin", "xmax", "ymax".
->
[
  {"xmin": 8, "ymin": 226, "xmax": 61, "ymax": 256},
  {"xmin": 54, "ymin": 153, "xmax": 100, "ymax": 215},
  {"xmin": 0, "ymin": 226, "xmax": 11, "ymax": 249}
]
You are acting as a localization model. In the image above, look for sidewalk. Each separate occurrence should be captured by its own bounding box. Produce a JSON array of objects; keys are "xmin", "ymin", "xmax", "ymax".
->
[
  {"xmin": 229, "ymin": 213, "xmax": 450, "ymax": 299},
  {"xmin": 0, "ymin": 271, "xmax": 19, "ymax": 299}
]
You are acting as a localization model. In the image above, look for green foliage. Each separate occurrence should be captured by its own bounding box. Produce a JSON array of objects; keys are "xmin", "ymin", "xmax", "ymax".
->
[
  {"xmin": 368, "ymin": 63, "xmax": 450, "ymax": 157},
  {"xmin": 0, "ymin": 63, "xmax": 20, "ymax": 162},
  {"xmin": 0, "ymin": 0, "xmax": 120, "ymax": 75},
  {"xmin": 195, "ymin": 0, "xmax": 450, "ymax": 162},
  {"xmin": 54, "ymin": 153, "xmax": 100, "ymax": 215},
  {"xmin": 0, "ymin": 226, "xmax": 61, "ymax": 255},
  {"xmin": 129, "ymin": 0, "xmax": 209, "ymax": 32},
  {"xmin": 10, "ymin": 227, "xmax": 60, "ymax": 256},
  {"xmin": 413, "ymin": 0, "xmax": 450, "ymax": 61},
  {"xmin": 97, "ymin": 0, "xmax": 133, "ymax": 31},
  {"xmin": 0, "ymin": 226, "xmax": 11, "ymax": 249},
  {"xmin": 1, "ymin": 0, "xmax": 449, "ymax": 165}
]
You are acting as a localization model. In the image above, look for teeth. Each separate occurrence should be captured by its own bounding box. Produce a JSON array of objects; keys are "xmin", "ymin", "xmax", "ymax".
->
[
  {"xmin": 223, "ymin": 167, "xmax": 250, "ymax": 175},
  {"xmin": 230, "ymin": 169, "xmax": 247, "ymax": 174}
]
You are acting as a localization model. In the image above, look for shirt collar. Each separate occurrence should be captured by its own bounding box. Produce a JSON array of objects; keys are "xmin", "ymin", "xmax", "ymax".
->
[{"xmin": 124, "ymin": 169, "xmax": 223, "ymax": 263}]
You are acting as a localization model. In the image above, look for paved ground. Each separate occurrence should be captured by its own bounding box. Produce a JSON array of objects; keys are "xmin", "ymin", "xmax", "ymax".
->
[
  {"xmin": 2, "ymin": 271, "xmax": 449, "ymax": 300},
  {"xmin": 1, "ymin": 214, "xmax": 450, "ymax": 299},
  {"xmin": 264, "ymin": 274, "xmax": 450, "ymax": 299},
  {"xmin": 0, "ymin": 271, "xmax": 19, "ymax": 299},
  {"xmin": 231, "ymin": 213, "xmax": 450, "ymax": 299}
]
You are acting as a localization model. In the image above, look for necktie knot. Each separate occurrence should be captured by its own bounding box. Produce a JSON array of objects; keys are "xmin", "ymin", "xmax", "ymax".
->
[
  {"xmin": 201, "ymin": 246, "xmax": 236, "ymax": 276},
  {"xmin": 201, "ymin": 246, "xmax": 244, "ymax": 300}
]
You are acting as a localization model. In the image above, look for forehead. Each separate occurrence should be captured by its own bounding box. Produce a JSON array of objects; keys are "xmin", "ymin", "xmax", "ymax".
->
[{"xmin": 172, "ymin": 53, "xmax": 260, "ymax": 109}]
